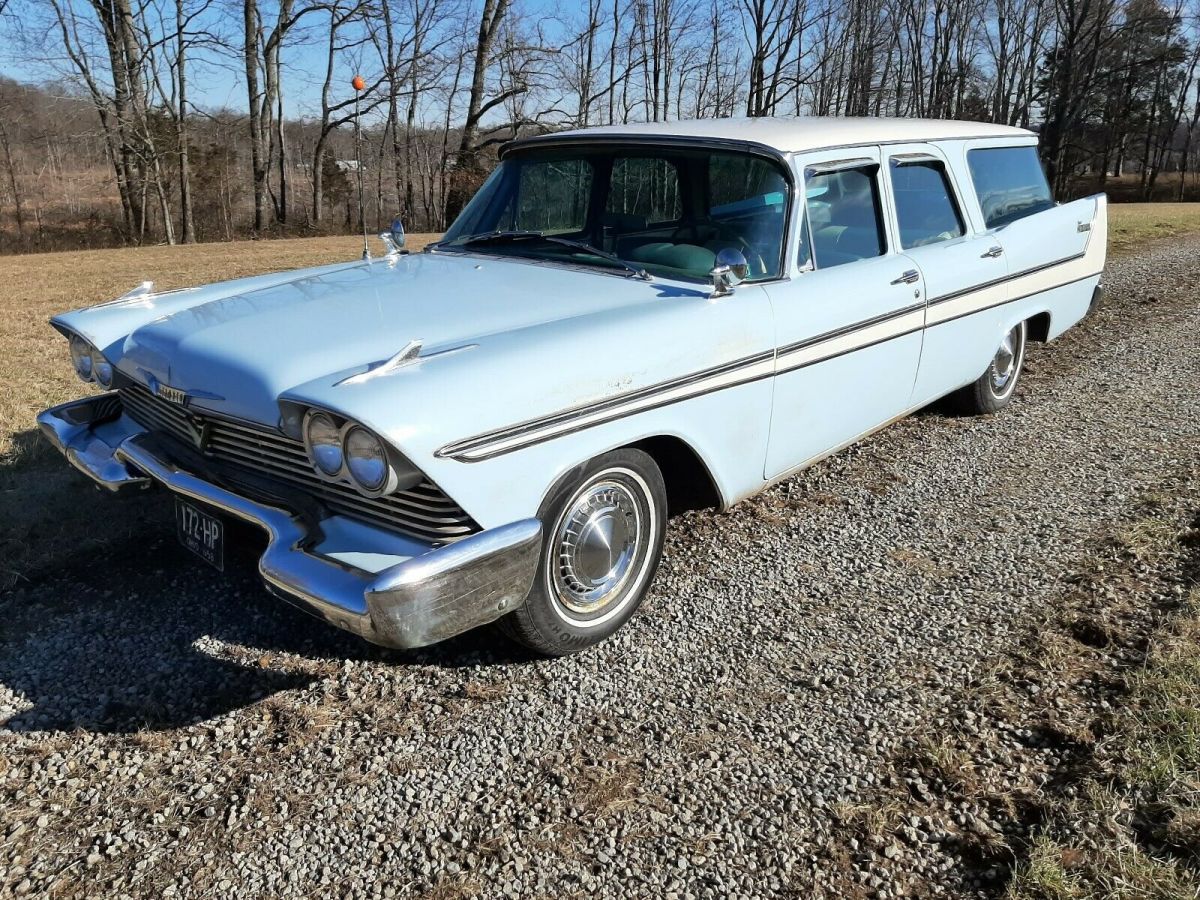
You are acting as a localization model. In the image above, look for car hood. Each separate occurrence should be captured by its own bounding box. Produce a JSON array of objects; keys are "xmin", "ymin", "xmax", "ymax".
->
[{"xmin": 104, "ymin": 251, "xmax": 677, "ymax": 424}]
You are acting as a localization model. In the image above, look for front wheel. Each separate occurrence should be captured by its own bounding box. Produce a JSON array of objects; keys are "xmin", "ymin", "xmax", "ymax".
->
[
  {"xmin": 953, "ymin": 320, "xmax": 1028, "ymax": 415},
  {"xmin": 501, "ymin": 449, "xmax": 667, "ymax": 656}
]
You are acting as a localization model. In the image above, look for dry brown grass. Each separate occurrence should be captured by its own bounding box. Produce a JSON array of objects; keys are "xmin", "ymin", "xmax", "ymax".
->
[{"xmin": 1106, "ymin": 203, "xmax": 1200, "ymax": 257}]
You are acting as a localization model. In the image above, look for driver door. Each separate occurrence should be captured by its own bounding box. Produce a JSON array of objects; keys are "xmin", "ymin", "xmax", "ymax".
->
[{"xmin": 762, "ymin": 148, "xmax": 924, "ymax": 480}]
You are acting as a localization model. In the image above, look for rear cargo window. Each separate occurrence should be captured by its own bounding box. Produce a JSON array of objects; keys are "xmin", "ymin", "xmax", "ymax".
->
[{"xmin": 967, "ymin": 146, "xmax": 1055, "ymax": 228}]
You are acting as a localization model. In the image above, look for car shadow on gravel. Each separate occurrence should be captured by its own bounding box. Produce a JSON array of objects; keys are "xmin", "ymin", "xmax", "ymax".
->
[{"xmin": 0, "ymin": 524, "xmax": 536, "ymax": 735}]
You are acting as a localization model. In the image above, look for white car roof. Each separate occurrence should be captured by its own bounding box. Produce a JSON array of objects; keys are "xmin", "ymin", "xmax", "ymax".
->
[{"xmin": 512, "ymin": 116, "xmax": 1034, "ymax": 155}]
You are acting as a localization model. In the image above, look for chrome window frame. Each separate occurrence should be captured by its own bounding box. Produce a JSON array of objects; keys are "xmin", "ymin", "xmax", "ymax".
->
[
  {"xmin": 799, "ymin": 157, "xmax": 891, "ymax": 272},
  {"xmin": 886, "ymin": 152, "xmax": 969, "ymax": 250}
]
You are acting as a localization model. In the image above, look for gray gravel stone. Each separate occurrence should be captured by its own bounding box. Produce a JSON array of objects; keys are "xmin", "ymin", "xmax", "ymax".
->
[{"xmin": 2, "ymin": 236, "xmax": 1199, "ymax": 898}]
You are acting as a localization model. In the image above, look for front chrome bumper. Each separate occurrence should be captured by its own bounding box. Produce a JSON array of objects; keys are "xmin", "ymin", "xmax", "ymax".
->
[{"xmin": 37, "ymin": 394, "xmax": 542, "ymax": 649}]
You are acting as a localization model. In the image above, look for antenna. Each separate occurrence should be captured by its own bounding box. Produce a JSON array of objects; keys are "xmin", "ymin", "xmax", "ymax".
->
[{"xmin": 352, "ymin": 73, "xmax": 369, "ymax": 261}]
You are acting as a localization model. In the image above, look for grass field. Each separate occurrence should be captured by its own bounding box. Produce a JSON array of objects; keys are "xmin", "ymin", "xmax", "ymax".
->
[
  {"xmin": 1105, "ymin": 203, "xmax": 1200, "ymax": 256},
  {"xmin": 0, "ymin": 207, "xmax": 1196, "ymax": 585}
]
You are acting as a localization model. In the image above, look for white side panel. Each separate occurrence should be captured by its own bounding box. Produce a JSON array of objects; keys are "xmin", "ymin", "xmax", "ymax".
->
[{"xmin": 915, "ymin": 194, "xmax": 1105, "ymax": 402}]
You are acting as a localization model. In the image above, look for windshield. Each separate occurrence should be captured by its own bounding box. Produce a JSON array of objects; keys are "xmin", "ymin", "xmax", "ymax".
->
[{"xmin": 438, "ymin": 145, "xmax": 791, "ymax": 282}]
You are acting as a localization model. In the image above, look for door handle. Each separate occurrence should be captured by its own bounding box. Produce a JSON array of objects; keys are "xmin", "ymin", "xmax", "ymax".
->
[
  {"xmin": 891, "ymin": 269, "xmax": 920, "ymax": 285},
  {"xmin": 980, "ymin": 245, "xmax": 1004, "ymax": 258}
]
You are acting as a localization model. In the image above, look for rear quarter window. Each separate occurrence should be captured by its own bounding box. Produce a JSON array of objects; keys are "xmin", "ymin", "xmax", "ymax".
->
[{"xmin": 967, "ymin": 146, "xmax": 1055, "ymax": 228}]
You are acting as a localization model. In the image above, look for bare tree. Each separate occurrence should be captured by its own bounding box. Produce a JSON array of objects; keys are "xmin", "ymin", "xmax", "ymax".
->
[
  {"xmin": 242, "ymin": 0, "xmax": 323, "ymax": 232},
  {"xmin": 0, "ymin": 115, "xmax": 25, "ymax": 240}
]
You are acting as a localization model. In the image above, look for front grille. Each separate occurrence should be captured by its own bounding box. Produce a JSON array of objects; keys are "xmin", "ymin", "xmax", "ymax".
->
[{"xmin": 118, "ymin": 380, "xmax": 479, "ymax": 544}]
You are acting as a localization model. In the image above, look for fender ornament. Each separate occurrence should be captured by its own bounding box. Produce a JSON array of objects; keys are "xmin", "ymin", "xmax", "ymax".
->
[{"xmin": 337, "ymin": 340, "xmax": 424, "ymax": 386}]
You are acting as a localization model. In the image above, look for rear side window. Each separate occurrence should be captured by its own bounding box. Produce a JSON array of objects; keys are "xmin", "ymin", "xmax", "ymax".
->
[
  {"xmin": 967, "ymin": 146, "xmax": 1055, "ymax": 228},
  {"xmin": 889, "ymin": 159, "xmax": 964, "ymax": 248},
  {"xmin": 804, "ymin": 165, "xmax": 887, "ymax": 269}
]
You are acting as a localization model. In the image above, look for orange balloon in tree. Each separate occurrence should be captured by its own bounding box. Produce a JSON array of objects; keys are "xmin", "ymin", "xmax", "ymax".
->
[{"xmin": 351, "ymin": 74, "xmax": 365, "ymax": 91}]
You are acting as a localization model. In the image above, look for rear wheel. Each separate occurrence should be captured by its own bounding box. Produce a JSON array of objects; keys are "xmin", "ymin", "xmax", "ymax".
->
[
  {"xmin": 954, "ymin": 320, "xmax": 1028, "ymax": 415},
  {"xmin": 501, "ymin": 449, "xmax": 667, "ymax": 656}
]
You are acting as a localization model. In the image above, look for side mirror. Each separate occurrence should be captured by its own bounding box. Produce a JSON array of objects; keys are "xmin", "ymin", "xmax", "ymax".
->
[
  {"xmin": 709, "ymin": 247, "xmax": 749, "ymax": 298},
  {"xmin": 378, "ymin": 216, "xmax": 407, "ymax": 255}
]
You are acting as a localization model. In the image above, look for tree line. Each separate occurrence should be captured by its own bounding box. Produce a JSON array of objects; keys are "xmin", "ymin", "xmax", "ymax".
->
[{"xmin": 0, "ymin": 0, "xmax": 1197, "ymax": 252}]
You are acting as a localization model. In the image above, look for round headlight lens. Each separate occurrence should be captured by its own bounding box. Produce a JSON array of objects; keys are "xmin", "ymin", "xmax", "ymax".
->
[
  {"xmin": 344, "ymin": 426, "xmax": 389, "ymax": 492},
  {"xmin": 69, "ymin": 335, "xmax": 93, "ymax": 381},
  {"xmin": 91, "ymin": 348, "xmax": 114, "ymax": 387},
  {"xmin": 305, "ymin": 412, "xmax": 343, "ymax": 476}
]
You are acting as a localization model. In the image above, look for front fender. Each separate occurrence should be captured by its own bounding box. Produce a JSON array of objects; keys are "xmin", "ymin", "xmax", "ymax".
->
[{"xmin": 281, "ymin": 284, "xmax": 778, "ymax": 528}]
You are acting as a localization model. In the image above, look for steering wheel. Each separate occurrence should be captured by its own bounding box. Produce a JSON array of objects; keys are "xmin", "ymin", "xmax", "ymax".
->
[{"xmin": 666, "ymin": 222, "xmax": 769, "ymax": 278}]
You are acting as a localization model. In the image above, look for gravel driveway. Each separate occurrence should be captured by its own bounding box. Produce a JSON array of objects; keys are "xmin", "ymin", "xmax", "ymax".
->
[{"xmin": 2, "ymin": 236, "xmax": 1198, "ymax": 899}]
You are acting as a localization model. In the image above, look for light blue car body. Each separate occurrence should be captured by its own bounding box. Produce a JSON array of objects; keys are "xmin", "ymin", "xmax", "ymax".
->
[{"xmin": 42, "ymin": 117, "xmax": 1106, "ymax": 647}]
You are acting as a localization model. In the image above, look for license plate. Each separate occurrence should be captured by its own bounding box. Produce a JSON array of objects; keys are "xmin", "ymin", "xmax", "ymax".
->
[{"xmin": 175, "ymin": 498, "xmax": 224, "ymax": 571}]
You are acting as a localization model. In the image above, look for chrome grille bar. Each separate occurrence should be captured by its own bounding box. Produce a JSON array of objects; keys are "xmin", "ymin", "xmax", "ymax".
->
[{"xmin": 117, "ymin": 381, "xmax": 479, "ymax": 543}]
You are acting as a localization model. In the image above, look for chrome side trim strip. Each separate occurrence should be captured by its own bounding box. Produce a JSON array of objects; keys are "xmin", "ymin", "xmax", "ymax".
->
[
  {"xmin": 777, "ymin": 301, "xmax": 926, "ymax": 356},
  {"xmin": 436, "ymin": 350, "xmax": 776, "ymax": 462},
  {"xmin": 926, "ymin": 269, "xmax": 1103, "ymax": 330},
  {"xmin": 438, "ymin": 252, "xmax": 1102, "ymax": 462},
  {"xmin": 927, "ymin": 250, "xmax": 1086, "ymax": 307}
]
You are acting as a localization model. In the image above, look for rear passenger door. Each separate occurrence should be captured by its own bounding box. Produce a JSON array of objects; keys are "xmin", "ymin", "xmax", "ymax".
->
[
  {"xmin": 882, "ymin": 143, "xmax": 1011, "ymax": 407},
  {"xmin": 762, "ymin": 148, "xmax": 924, "ymax": 480}
]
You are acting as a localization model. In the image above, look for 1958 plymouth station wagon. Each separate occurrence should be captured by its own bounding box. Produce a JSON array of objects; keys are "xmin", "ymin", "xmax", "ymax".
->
[{"xmin": 38, "ymin": 117, "xmax": 1106, "ymax": 656}]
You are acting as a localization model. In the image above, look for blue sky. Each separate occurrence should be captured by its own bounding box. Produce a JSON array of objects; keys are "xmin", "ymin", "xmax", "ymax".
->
[{"xmin": 0, "ymin": 0, "xmax": 568, "ymax": 126}]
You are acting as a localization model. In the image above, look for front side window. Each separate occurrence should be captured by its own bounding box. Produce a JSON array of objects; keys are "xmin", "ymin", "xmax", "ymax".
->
[
  {"xmin": 967, "ymin": 146, "xmax": 1055, "ymax": 228},
  {"xmin": 440, "ymin": 147, "xmax": 791, "ymax": 282},
  {"xmin": 889, "ymin": 159, "xmax": 965, "ymax": 248},
  {"xmin": 804, "ymin": 165, "xmax": 887, "ymax": 269}
]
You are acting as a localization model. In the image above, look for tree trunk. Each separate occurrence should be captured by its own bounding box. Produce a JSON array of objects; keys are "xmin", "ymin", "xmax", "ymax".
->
[
  {"xmin": 0, "ymin": 118, "xmax": 24, "ymax": 239},
  {"xmin": 276, "ymin": 87, "xmax": 288, "ymax": 224},
  {"xmin": 446, "ymin": 0, "xmax": 513, "ymax": 222},
  {"xmin": 244, "ymin": 0, "xmax": 268, "ymax": 232},
  {"xmin": 176, "ymin": 0, "xmax": 195, "ymax": 243}
]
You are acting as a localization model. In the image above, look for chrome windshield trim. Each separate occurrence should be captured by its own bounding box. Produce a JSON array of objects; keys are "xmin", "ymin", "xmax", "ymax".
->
[{"xmin": 470, "ymin": 136, "xmax": 797, "ymax": 287}]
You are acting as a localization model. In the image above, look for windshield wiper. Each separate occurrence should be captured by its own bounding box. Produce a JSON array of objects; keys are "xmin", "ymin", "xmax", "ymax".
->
[{"xmin": 442, "ymin": 230, "xmax": 653, "ymax": 281}]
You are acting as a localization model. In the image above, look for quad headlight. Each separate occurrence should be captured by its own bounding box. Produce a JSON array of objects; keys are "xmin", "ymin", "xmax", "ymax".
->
[
  {"xmin": 344, "ymin": 426, "xmax": 388, "ymax": 492},
  {"xmin": 303, "ymin": 411, "xmax": 344, "ymax": 477},
  {"xmin": 69, "ymin": 335, "xmax": 93, "ymax": 381},
  {"xmin": 301, "ymin": 409, "xmax": 414, "ymax": 498},
  {"xmin": 68, "ymin": 333, "xmax": 115, "ymax": 386},
  {"xmin": 91, "ymin": 349, "xmax": 114, "ymax": 387}
]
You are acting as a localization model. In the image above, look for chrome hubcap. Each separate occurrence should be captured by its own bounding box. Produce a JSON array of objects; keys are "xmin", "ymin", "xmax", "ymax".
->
[
  {"xmin": 552, "ymin": 480, "xmax": 642, "ymax": 615},
  {"xmin": 991, "ymin": 325, "xmax": 1021, "ymax": 391}
]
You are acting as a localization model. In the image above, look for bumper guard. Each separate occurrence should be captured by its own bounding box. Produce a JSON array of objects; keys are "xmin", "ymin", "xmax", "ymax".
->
[{"xmin": 37, "ymin": 394, "xmax": 542, "ymax": 649}]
